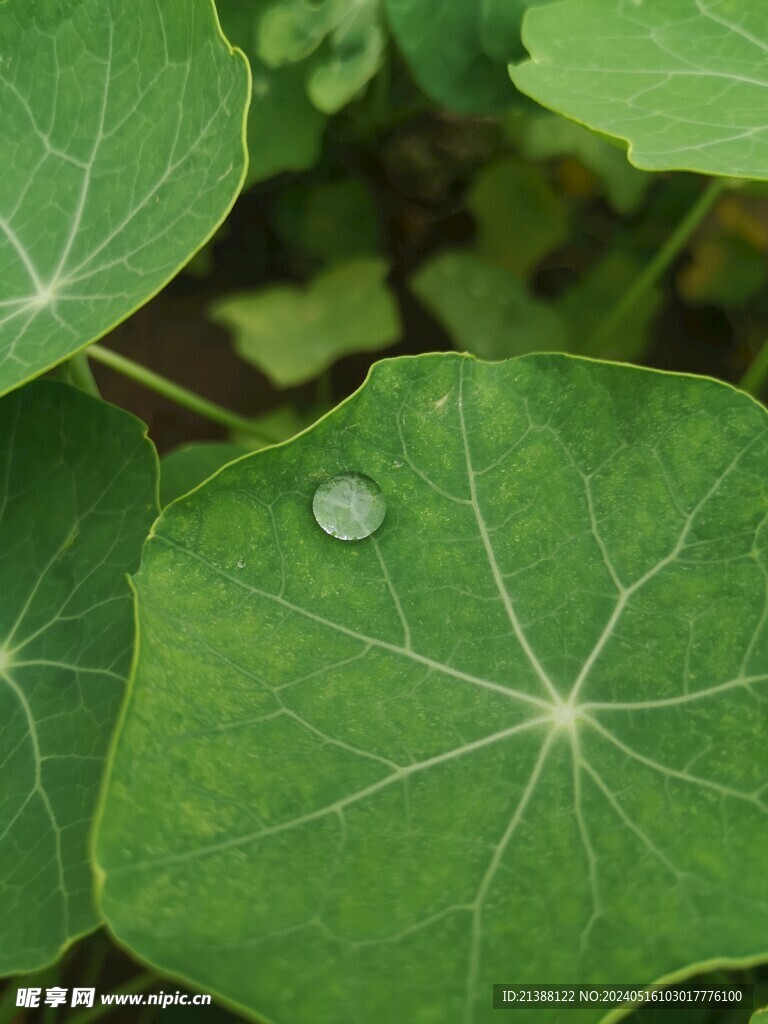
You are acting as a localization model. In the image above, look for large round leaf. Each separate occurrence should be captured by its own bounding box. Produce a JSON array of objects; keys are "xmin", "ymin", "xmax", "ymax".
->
[
  {"xmin": 0, "ymin": 0, "xmax": 249, "ymax": 396},
  {"xmin": 511, "ymin": 0, "xmax": 768, "ymax": 179},
  {"xmin": 0, "ymin": 382, "xmax": 157, "ymax": 973},
  {"xmin": 96, "ymin": 354, "xmax": 768, "ymax": 1023}
]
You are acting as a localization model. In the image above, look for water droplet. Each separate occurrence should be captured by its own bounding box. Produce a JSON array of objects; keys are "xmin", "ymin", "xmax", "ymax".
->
[
  {"xmin": 392, "ymin": 459, "xmax": 403, "ymax": 468},
  {"xmin": 313, "ymin": 472, "xmax": 386, "ymax": 541},
  {"xmin": 236, "ymin": 559, "xmax": 245, "ymax": 569}
]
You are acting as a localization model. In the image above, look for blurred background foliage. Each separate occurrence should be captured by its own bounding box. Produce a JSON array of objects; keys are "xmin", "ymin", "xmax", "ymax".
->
[
  {"xmin": 87, "ymin": 2, "xmax": 768, "ymax": 477},
  {"xmin": 8, "ymin": 0, "xmax": 767, "ymax": 1020}
]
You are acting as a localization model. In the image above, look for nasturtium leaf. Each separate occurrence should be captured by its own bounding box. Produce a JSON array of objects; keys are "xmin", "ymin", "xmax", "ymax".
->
[
  {"xmin": 258, "ymin": 0, "xmax": 337, "ymax": 65},
  {"xmin": 511, "ymin": 0, "xmax": 768, "ymax": 180},
  {"xmin": 96, "ymin": 353, "xmax": 768, "ymax": 1024},
  {"xmin": 258, "ymin": 0, "xmax": 384, "ymax": 114},
  {"xmin": 751, "ymin": 1008, "xmax": 768, "ymax": 1022},
  {"xmin": 411, "ymin": 251, "xmax": 568, "ymax": 358},
  {"xmin": 160, "ymin": 443, "xmax": 251, "ymax": 508},
  {"xmin": 0, "ymin": 0, "xmax": 249, "ymax": 397},
  {"xmin": 217, "ymin": 1, "xmax": 325, "ymax": 184},
  {"xmin": 0, "ymin": 381, "xmax": 156, "ymax": 974},
  {"xmin": 306, "ymin": 0, "xmax": 385, "ymax": 114},
  {"xmin": 210, "ymin": 258, "xmax": 401, "ymax": 387},
  {"xmin": 386, "ymin": 0, "xmax": 534, "ymax": 113},
  {"xmin": 468, "ymin": 159, "xmax": 568, "ymax": 277}
]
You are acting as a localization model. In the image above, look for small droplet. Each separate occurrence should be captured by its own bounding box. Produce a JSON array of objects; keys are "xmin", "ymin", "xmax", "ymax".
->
[
  {"xmin": 236, "ymin": 559, "xmax": 245, "ymax": 569},
  {"xmin": 313, "ymin": 472, "xmax": 386, "ymax": 541},
  {"xmin": 392, "ymin": 459, "xmax": 403, "ymax": 468}
]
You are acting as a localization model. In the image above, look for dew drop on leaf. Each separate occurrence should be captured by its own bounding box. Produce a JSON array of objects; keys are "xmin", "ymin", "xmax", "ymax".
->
[
  {"xmin": 312, "ymin": 472, "xmax": 386, "ymax": 541},
  {"xmin": 236, "ymin": 559, "xmax": 245, "ymax": 569}
]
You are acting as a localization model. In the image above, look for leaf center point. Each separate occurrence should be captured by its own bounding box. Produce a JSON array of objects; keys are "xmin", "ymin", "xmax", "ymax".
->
[{"xmin": 550, "ymin": 701, "xmax": 579, "ymax": 732}]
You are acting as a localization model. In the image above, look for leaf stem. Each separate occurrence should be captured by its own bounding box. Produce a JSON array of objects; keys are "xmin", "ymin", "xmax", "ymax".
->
[
  {"xmin": 66, "ymin": 352, "xmax": 101, "ymax": 397},
  {"xmin": 87, "ymin": 345, "xmax": 277, "ymax": 443},
  {"xmin": 739, "ymin": 338, "xmax": 768, "ymax": 398},
  {"xmin": 588, "ymin": 177, "xmax": 727, "ymax": 355}
]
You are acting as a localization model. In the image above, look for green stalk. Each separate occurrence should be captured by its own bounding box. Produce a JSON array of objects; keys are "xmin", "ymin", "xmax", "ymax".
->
[
  {"xmin": 66, "ymin": 351, "xmax": 100, "ymax": 397},
  {"xmin": 739, "ymin": 338, "xmax": 768, "ymax": 398},
  {"xmin": 588, "ymin": 177, "xmax": 727, "ymax": 355},
  {"xmin": 87, "ymin": 345, "xmax": 277, "ymax": 443}
]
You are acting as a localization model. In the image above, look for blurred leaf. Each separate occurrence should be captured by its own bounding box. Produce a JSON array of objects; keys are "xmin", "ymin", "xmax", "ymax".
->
[
  {"xmin": 258, "ymin": 0, "xmax": 384, "ymax": 114},
  {"xmin": 678, "ymin": 235, "xmax": 768, "ymax": 309},
  {"xmin": 516, "ymin": 114, "xmax": 652, "ymax": 214},
  {"xmin": 161, "ymin": 443, "xmax": 252, "ymax": 507},
  {"xmin": 386, "ymin": 0, "xmax": 533, "ymax": 113},
  {"xmin": 411, "ymin": 251, "xmax": 568, "ymax": 358},
  {"xmin": 511, "ymin": 0, "xmax": 768, "ymax": 179},
  {"xmin": 468, "ymin": 159, "xmax": 568, "ymax": 276},
  {"xmin": 306, "ymin": 1, "xmax": 385, "ymax": 113},
  {"xmin": 274, "ymin": 179, "xmax": 382, "ymax": 267},
  {"xmin": 258, "ymin": 0, "xmax": 335, "ymax": 63},
  {"xmin": 210, "ymin": 258, "xmax": 401, "ymax": 387},
  {"xmin": 751, "ymin": 1008, "xmax": 768, "ymax": 1022},
  {"xmin": 218, "ymin": 2, "xmax": 326, "ymax": 184},
  {"xmin": 479, "ymin": 0, "xmax": 534, "ymax": 64},
  {"xmin": 557, "ymin": 253, "xmax": 662, "ymax": 361}
]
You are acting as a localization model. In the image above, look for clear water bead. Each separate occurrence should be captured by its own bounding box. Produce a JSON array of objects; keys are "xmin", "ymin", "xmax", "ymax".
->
[{"xmin": 312, "ymin": 472, "xmax": 386, "ymax": 541}]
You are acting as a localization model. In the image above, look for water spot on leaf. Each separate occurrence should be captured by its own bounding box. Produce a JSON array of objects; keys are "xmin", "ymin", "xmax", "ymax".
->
[
  {"xmin": 236, "ymin": 559, "xmax": 245, "ymax": 569},
  {"xmin": 312, "ymin": 472, "xmax": 386, "ymax": 541},
  {"xmin": 392, "ymin": 459, "xmax": 403, "ymax": 468}
]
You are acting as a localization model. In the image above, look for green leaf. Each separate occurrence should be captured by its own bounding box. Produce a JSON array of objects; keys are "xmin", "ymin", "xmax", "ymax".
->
[
  {"xmin": 96, "ymin": 353, "xmax": 768, "ymax": 1024},
  {"xmin": 411, "ymin": 251, "xmax": 568, "ymax": 358},
  {"xmin": 259, "ymin": 0, "xmax": 384, "ymax": 114},
  {"xmin": 557, "ymin": 253, "xmax": 663, "ymax": 361},
  {"xmin": 0, "ymin": 381, "xmax": 157, "ymax": 974},
  {"xmin": 0, "ymin": 0, "xmax": 249, "ymax": 397},
  {"xmin": 305, "ymin": 0, "xmax": 385, "ymax": 114},
  {"xmin": 218, "ymin": 2, "xmax": 325, "ymax": 184},
  {"xmin": 210, "ymin": 258, "xmax": 401, "ymax": 387},
  {"xmin": 468, "ymin": 159, "xmax": 568, "ymax": 277},
  {"xmin": 751, "ymin": 1008, "xmax": 768, "ymax": 1023},
  {"xmin": 516, "ymin": 113, "xmax": 652, "ymax": 214},
  {"xmin": 511, "ymin": 0, "xmax": 768, "ymax": 180},
  {"xmin": 161, "ymin": 443, "xmax": 251, "ymax": 508},
  {"xmin": 386, "ymin": 0, "xmax": 536, "ymax": 113}
]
